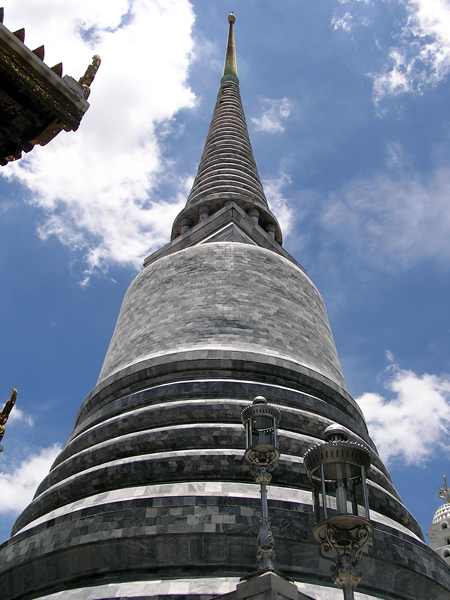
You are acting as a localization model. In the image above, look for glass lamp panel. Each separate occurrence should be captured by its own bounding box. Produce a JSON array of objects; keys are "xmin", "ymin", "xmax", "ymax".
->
[
  {"xmin": 312, "ymin": 481, "xmax": 324, "ymax": 523},
  {"xmin": 273, "ymin": 423, "xmax": 278, "ymax": 448},
  {"xmin": 245, "ymin": 421, "xmax": 252, "ymax": 450},
  {"xmin": 334, "ymin": 463, "xmax": 349, "ymax": 515},
  {"xmin": 361, "ymin": 467, "xmax": 370, "ymax": 519},
  {"xmin": 252, "ymin": 415, "xmax": 273, "ymax": 431},
  {"xmin": 257, "ymin": 428, "xmax": 275, "ymax": 447},
  {"xmin": 324, "ymin": 479, "xmax": 335, "ymax": 515},
  {"xmin": 355, "ymin": 476, "xmax": 365, "ymax": 517},
  {"xmin": 350, "ymin": 477, "xmax": 359, "ymax": 516}
]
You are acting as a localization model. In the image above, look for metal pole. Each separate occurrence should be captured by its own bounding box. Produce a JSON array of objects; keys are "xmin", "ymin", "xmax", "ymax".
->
[
  {"xmin": 255, "ymin": 465, "xmax": 275, "ymax": 572},
  {"xmin": 260, "ymin": 478, "xmax": 268, "ymax": 520},
  {"xmin": 342, "ymin": 586, "xmax": 355, "ymax": 600}
]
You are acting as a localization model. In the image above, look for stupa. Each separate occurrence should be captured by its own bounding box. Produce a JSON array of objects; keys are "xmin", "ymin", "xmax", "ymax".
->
[
  {"xmin": 428, "ymin": 477, "xmax": 450, "ymax": 566},
  {"xmin": 0, "ymin": 15, "xmax": 449, "ymax": 600}
]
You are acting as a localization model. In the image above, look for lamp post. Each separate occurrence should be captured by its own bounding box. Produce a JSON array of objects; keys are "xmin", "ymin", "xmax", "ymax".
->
[
  {"xmin": 241, "ymin": 396, "xmax": 281, "ymax": 573},
  {"xmin": 304, "ymin": 424, "xmax": 373, "ymax": 600}
]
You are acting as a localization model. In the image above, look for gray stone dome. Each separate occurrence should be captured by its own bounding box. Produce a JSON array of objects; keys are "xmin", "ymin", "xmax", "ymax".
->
[{"xmin": 97, "ymin": 242, "xmax": 346, "ymax": 393}]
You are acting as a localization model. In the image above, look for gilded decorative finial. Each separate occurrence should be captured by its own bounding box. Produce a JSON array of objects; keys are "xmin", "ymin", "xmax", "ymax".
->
[
  {"xmin": 223, "ymin": 14, "xmax": 237, "ymax": 78},
  {"xmin": 78, "ymin": 55, "xmax": 101, "ymax": 99},
  {"xmin": 438, "ymin": 476, "xmax": 450, "ymax": 503},
  {"xmin": 0, "ymin": 388, "xmax": 17, "ymax": 442}
]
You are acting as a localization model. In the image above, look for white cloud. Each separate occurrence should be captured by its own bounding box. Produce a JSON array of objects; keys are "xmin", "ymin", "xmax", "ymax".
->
[
  {"xmin": 263, "ymin": 173, "xmax": 295, "ymax": 237},
  {"xmin": 332, "ymin": 12, "xmax": 354, "ymax": 33},
  {"xmin": 371, "ymin": 47, "xmax": 416, "ymax": 102},
  {"xmin": 373, "ymin": 0, "xmax": 450, "ymax": 102},
  {"xmin": 383, "ymin": 140, "xmax": 412, "ymax": 170},
  {"xmin": 1, "ymin": 392, "xmax": 34, "ymax": 428},
  {"xmin": 356, "ymin": 363, "xmax": 450, "ymax": 465},
  {"xmin": 1, "ymin": 0, "xmax": 196, "ymax": 281},
  {"xmin": 331, "ymin": 0, "xmax": 371, "ymax": 36},
  {"xmin": 252, "ymin": 97, "xmax": 292, "ymax": 133},
  {"xmin": 385, "ymin": 350, "xmax": 394, "ymax": 363},
  {"xmin": 320, "ymin": 148, "xmax": 450, "ymax": 270},
  {"xmin": 2, "ymin": 404, "xmax": 34, "ymax": 427},
  {"xmin": 333, "ymin": 0, "xmax": 450, "ymax": 103},
  {"xmin": 0, "ymin": 445, "xmax": 61, "ymax": 513}
]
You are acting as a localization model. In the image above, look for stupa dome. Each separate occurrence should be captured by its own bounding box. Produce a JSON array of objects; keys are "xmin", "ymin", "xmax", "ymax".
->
[
  {"xmin": 432, "ymin": 503, "xmax": 450, "ymax": 525},
  {"xmin": 427, "ymin": 481, "xmax": 450, "ymax": 566}
]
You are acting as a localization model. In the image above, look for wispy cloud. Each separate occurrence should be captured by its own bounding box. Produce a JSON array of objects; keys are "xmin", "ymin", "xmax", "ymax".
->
[
  {"xmin": 252, "ymin": 97, "xmax": 292, "ymax": 133},
  {"xmin": 337, "ymin": 0, "xmax": 450, "ymax": 104},
  {"xmin": 371, "ymin": 47, "xmax": 417, "ymax": 103},
  {"xmin": 332, "ymin": 12, "xmax": 357, "ymax": 34},
  {"xmin": 0, "ymin": 445, "xmax": 61, "ymax": 514},
  {"xmin": 263, "ymin": 172, "xmax": 295, "ymax": 237},
  {"xmin": 356, "ymin": 362, "xmax": 450, "ymax": 465},
  {"xmin": 331, "ymin": 0, "xmax": 371, "ymax": 35},
  {"xmin": 320, "ymin": 144, "xmax": 450, "ymax": 270},
  {"xmin": 385, "ymin": 350, "xmax": 395, "ymax": 363},
  {"xmin": 1, "ymin": 0, "xmax": 196, "ymax": 282}
]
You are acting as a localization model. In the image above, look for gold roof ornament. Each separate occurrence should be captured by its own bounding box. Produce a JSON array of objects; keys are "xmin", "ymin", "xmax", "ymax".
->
[
  {"xmin": 78, "ymin": 55, "xmax": 101, "ymax": 99},
  {"xmin": 223, "ymin": 14, "xmax": 237, "ymax": 78},
  {"xmin": 0, "ymin": 388, "xmax": 17, "ymax": 443},
  {"xmin": 438, "ymin": 476, "xmax": 450, "ymax": 503}
]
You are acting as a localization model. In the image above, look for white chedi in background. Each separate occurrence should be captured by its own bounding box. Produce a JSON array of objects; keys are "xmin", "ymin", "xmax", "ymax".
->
[{"xmin": 428, "ymin": 477, "xmax": 450, "ymax": 564}]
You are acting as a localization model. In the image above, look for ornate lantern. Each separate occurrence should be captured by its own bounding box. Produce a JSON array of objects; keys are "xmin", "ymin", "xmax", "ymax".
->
[
  {"xmin": 242, "ymin": 395, "xmax": 280, "ymax": 467},
  {"xmin": 304, "ymin": 424, "xmax": 373, "ymax": 600},
  {"xmin": 241, "ymin": 396, "xmax": 281, "ymax": 573}
]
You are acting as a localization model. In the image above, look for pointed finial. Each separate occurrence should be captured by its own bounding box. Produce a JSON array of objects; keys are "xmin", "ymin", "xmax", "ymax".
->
[
  {"xmin": 438, "ymin": 476, "xmax": 450, "ymax": 503},
  {"xmin": 223, "ymin": 13, "xmax": 237, "ymax": 78}
]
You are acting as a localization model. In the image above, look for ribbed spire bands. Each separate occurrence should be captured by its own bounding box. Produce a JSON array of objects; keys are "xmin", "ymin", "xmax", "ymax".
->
[
  {"xmin": 171, "ymin": 16, "xmax": 282, "ymax": 243},
  {"xmin": 187, "ymin": 80, "xmax": 267, "ymax": 208}
]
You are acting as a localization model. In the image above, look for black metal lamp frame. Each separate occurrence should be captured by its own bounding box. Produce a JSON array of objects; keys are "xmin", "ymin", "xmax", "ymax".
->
[
  {"xmin": 241, "ymin": 396, "xmax": 281, "ymax": 573},
  {"xmin": 304, "ymin": 425, "xmax": 373, "ymax": 600}
]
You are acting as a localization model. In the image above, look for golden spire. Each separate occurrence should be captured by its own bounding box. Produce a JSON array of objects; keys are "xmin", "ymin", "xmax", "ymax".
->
[
  {"xmin": 223, "ymin": 14, "xmax": 237, "ymax": 78},
  {"xmin": 438, "ymin": 476, "xmax": 450, "ymax": 503}
]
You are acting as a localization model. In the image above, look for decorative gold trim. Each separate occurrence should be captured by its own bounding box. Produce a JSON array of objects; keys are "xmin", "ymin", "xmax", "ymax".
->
[{"xmin": 0, "ymin": 388, "xmax": 17, "ymax": 442}]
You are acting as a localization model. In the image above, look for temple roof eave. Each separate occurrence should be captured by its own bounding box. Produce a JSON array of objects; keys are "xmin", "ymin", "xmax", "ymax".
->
[{"xmin": 0, "ymin": 13, "xmax": 99, "ymax": 165}]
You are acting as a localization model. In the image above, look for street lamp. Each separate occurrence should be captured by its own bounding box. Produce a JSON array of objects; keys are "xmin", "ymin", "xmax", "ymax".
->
[
  {"xmin": 241, "ymin": 396, "xmax": 281, "ymax": 573},
  {"xmin": 304, "ymin": 424, "xmax": 373, "ymax": 600}
]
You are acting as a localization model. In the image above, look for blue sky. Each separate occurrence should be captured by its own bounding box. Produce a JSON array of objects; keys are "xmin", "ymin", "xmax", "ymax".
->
[{"xmin": 1, "ymin": 0, "xmax": 450, "ymax": 543}]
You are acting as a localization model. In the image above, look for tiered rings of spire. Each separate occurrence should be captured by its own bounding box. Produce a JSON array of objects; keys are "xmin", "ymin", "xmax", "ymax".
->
[{"xmin": 172, "ymin": 15, "xmax": 282, "ymax": 243}]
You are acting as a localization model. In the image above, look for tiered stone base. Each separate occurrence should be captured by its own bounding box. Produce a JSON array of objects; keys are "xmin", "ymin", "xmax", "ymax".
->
[{"xmin": 0, "ymin": 374, "xmax": 449, "ymax": 600}]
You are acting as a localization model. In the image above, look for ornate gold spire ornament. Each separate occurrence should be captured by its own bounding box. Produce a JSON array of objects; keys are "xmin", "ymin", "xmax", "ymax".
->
[
  {"xmin": 0, "ymin": 388, "xmax": 17, "ymax": 443},
  {"xmin": 78, "ymin": 55, "xmax": 101, "ymax": 99},
  {"xmin": 223, "ymin": 14, "xmax": 237, "ymax": 78},
  {"xmin": 438, "ymin": 476, "xmax": 450, "ymax": 503}
]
